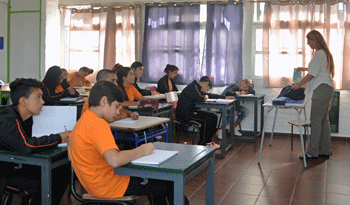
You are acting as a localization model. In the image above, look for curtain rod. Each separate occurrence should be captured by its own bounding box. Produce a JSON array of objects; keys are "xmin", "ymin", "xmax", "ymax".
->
[{"xmin": 250, "ymin": 0, "xmax": 349, "ymax": 2}]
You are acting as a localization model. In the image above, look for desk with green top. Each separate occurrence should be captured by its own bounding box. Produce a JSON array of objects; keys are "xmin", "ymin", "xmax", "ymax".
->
[
  {"xmin": 234, "ymin": 94, "xmax": 265, "ymax": 142},
  {"xmin": 195, "ymin": 100, "xmax": 235, "ymax": 158},
  {"xmin": 0, "ymin": 85, "xmax": 11, "ymax": 105},
  {"xmin": 125, "ymin": 104, "xmax": 174, "ymax": 142},
  {"xmin": 114, "ymin": 142, "xmax": 216, "ymax": 205},
  {"xmin": 0, "ymin": 147, "xmax": 69, "ymax": 205}
]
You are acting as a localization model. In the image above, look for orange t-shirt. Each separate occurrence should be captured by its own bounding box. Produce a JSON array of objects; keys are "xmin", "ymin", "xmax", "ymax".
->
[
  {"xmin": 81, "ymin": 97, "xmax": 122, "ymax": 115},
  {"xmin": 68, "ymin": 110, "xmax": 130, "ymax": 198},
  {"xmin": 122, "ymin": 85, "xmax": 142, "ymax": 102},
  {"xmin": 68, "ymin": 71, "xmax": 91, "ymax": 86}
]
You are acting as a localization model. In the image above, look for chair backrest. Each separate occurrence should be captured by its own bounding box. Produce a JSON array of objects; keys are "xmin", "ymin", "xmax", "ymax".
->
[{"xmin": 165, "ymin": 91, "xmax": 178, "ymax": 103}]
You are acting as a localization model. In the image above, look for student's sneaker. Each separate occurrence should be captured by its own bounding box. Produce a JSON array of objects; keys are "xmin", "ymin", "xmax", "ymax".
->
[
  {"xmin": 216, "ymin": 129, "xmax": 223, "ymax": 140},
  {"xmin": 234, "ymin": 126, "xmax": 242, "ymax": 136},
  {"xmin": 206, "ymin": 142, "xmax": 221, "ymax": 149}
]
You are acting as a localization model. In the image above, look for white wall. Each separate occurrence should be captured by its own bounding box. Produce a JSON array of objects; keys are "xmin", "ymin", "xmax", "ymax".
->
[{"xmin": 0, "ymin": 2, "xmax": 7, "ymax": 83}]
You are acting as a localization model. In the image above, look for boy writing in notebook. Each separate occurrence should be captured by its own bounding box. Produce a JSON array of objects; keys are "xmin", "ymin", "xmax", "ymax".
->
[
  {"xmin": 69, "ymin": 81, "xmax": 189, "ymax": 204},
  {"xmin": 0, "ymin": 78, "xmax": 71, "ymax": 204}
]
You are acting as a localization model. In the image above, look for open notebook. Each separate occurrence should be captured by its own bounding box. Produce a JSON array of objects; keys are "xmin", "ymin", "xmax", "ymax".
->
[{"xmin": 131, "ymin": 150, "xmax": 178, "ymax": 166}]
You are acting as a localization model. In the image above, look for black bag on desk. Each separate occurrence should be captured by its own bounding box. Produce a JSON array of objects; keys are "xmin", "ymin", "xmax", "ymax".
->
[{"xmin": 277, "ymin": 85, "xmax": 305, "ymax": 100}]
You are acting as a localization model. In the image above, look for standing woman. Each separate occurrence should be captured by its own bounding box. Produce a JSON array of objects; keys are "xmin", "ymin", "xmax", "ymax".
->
[
  {"xmin": 117, "ymin": 67, "xmax": 143, "ymax": 106},
  {"xmin": 157, "ymin": 64, "xmax": 179, "ymax": 94},
  {"xmin": 42, "ymin": 66, "xmax": 79, "ymax": 104},
  {"xmin": 291, "ymin": 30, "xmax": 335, "ymax": 159}
]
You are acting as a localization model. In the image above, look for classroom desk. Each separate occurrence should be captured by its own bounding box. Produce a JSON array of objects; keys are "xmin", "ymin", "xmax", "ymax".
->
[
  {"xmin": 142, "ymin": 94, "xmax": 166, "ymax": 100},
  {"xmin": 0, "ymin": 147, "xmax": 69, "ymax": 205},
  {"xmin": 109, "ymin": 116, "xmax": 170, "ymax": 147},
  {"xmin": 195, "ymin": 100, "xmax": 235, "ymax": 158},
  {"xmin": 0, "ymin": 85, "xmax": 11, "ymax": 105},
  {"xmin": 114, "ymin": 142, "xmax": 216, "ymax": 205},
  {"xmin": 234, "ymin": 94, "xmax": 265, "ymax": 142},
  {"xmin": 125, "ymin": 104, "xmax": 174, "ymax": 142},
  {"xmin": 258, "ymin": 99, "xmax": 309, "ymax": 168}
]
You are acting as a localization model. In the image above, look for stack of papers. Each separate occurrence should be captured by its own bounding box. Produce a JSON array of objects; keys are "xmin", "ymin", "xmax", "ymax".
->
[
  {"xmin": 206, "ymin": 99, "xmax": 235, "ymax": 104},
  {"xmin": 131, "ymin": 150, "xmax": 178, "ymax": 166}
]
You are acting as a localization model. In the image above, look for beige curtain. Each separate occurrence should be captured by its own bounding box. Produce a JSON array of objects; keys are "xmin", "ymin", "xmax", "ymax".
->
[
  {"xmin": 263, "ymin": 0, "xmax": 349, "ymax": 89},
  {"xmin": 104, "ymin": 5, "xmax": 142, "ymax": 69},
  {"xmin": 69, "ymin": 5, "xmax": 143, "ymax": 79}
]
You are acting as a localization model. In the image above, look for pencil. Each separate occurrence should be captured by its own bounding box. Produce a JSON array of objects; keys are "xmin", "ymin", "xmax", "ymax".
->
[{"xmin": 144, "ymin": 131, "xmax": 147, "ymax": 144}]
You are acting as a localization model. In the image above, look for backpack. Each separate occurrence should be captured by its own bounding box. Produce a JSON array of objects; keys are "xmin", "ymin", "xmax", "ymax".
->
[{"xmin": 277, "ymin": 84, "xmax": 305, "ymax": 100}]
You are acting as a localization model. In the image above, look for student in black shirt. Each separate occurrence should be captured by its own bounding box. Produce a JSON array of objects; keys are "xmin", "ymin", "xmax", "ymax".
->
[
  {"xmin": 42, "ymin": 65, "xmax": 79, "ymax": 104},
  {"xmin": 157, "ymin": 64, "xmax": 179, "ymax": 94},
  {"xmin": 176, "ymin": 76, "xmax": 235, "ymax": 148},
  {"xmin": 0, "ymin": 78, "xmax": 71, "ymax": 204}
]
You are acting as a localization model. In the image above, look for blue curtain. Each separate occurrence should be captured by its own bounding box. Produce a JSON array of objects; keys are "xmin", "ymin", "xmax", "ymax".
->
[
  {"xmin": 202, "ymin": 0, "xmax": 243, "ymax": 86},
  {"xmin": 142, "ymin": 3, "xmax": 200, "ymax": 84}
]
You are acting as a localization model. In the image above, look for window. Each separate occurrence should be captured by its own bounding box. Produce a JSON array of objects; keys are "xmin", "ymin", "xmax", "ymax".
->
[{"xmin": 252, "ymin": 3, "xmax": 264, "ymax": 77}]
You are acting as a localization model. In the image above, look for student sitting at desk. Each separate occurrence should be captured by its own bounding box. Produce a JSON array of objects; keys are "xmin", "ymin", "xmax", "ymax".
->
[
  {"xmin": 112, "ymin": 63, "xmax": 123, "ymax": 75},
  {"xmin": 42, "ymin": 66, "xmax": 79, "ymax": 104},
  {"xmin": 0, "ymin": 78, "xmax": 71, "ymax": 204},
  {"xmin": 157, "ymin": 64, "xmax": 179, "ymax": 94},
  {"xmin": 43, "ymin": 66, "xmax": 79, "ymax": 104},
  {"xmin": 131, "ymin": 61, "xmax": 160, "ymax": 96},
  {"xmin": 218, "ymin": 79, "xmax": 256, "ymax": 138},
  {"xmin": 69, "ymin": 81, "xmax": 189, "ymax": 204},
  {"xmin": 82, "ymin": 69, "xmax": 139, "ymax": 121},
  {"xmin": 176, "ymin": 76, "xmax": 235, "ymax": 148},
  {"xmin": 117, "ymin": 67, "xmax": 144, "ymax": 107},
  {"xmin": 68, "ymin": 66, "xmax": 93, "ymax": 87}
]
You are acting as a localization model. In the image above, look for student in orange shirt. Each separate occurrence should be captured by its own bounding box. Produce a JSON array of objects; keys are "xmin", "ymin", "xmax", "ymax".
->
[
  {"xmin": 42, "ymin": 66, "xmax": 79, "ymax": 104},
  {"xmin": 69, "ymin": 81, "xmax": 189, "ymax": 204},
  {"xmin": 117, "ymin": 67, "xmax": 144, "ymax": 107},
  {"xmin": 68, "ymin": 66, "xmax": 93, "ymax": 87},
  {"xmin": 81, "ymin": 69, "xmax": 139, "ymax": 121}
]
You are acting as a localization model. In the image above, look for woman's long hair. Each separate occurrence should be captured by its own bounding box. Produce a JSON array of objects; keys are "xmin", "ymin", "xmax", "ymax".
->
[
  {"xmin": 42, "ymin": 66, "xmax": 62, "ymax": 90},
  {"xmin": 306, "ymin": 30, "xmax": 335, "ymax": 78},
  {"xmin": 117, "ymin": 67, "xmax": 132, "ymax": 101}
]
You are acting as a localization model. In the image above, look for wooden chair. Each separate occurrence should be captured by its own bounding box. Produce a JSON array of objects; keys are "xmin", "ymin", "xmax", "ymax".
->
[{"xmin": 288, "ymin": 120, "xmax": 311, "ymax": 150}]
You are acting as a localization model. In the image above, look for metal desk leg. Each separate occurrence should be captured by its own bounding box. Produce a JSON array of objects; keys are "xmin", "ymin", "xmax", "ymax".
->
[
  {"xmin": 269, "ymin": 108, "xmax": 279, "ymax": 146},
  {"xmin": 41, "ymin": 161, "xmax": 52, "ymax": 205},
  {"xmin": 230, "ymin": 104, "xmax": 235, "ymax": 150},
  {"xmin": 206, "ymin": 155, "xmax": 215, "ymax": 205},
  {"xmin": 254, "ymin": 100, "xmax": 258, "ymax": 142},
  {"xmin": 219, "ymin": 106, "xmax": 227, "ymax": 158},
  {"xmin": 303, "ymin": 108, "xmax": 310, "ymax": 142},
  {"xmin": 173, "ymin": 174, "xmax": 184, "ymax": 205},
  {"xmin": 260, "ymin": 98, "xmax": 265, "ymax": 134},
  {"xmin": 258, "ymin": 107, "xmax": 274, "ymax": 164},
  {"xmin": 297, "ymin": 109, "xmax": 307, "ymax": 168},
  {"xmin": 168, "ymin": 106, "xmax": 174, "ymax": 142}
]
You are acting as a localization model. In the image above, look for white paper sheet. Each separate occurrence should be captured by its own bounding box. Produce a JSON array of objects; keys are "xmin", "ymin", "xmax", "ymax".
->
[{"xmin": 32, "ymin": 106, "xmax": 77, "ymax": 137}]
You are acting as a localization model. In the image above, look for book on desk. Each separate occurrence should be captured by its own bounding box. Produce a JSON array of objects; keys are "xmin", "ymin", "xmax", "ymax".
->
[{"xmin": 131, "ymin": 149, "xmax": 178, "ymax": 166}]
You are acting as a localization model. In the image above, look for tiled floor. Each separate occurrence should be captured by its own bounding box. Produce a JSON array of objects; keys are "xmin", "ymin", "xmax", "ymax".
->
[
  {"xmin": 137, "ymin": 132, "xmax": 350, "ymax": 205},
  {"xmin": 6, "ymin": 132, "xmax": 350, "ymax": 205}
]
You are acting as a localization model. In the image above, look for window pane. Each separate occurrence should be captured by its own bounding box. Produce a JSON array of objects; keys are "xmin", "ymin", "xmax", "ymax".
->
[
  {"xmin": 256, "ymin": 29, "xmax": 262, "ymax": 51},
  {"xmin": 255, "ymin": 54, "xmax": 263, "ymax": 76},
  {"xmin": 70, "ymin": 52, "xmax": 99, "ymax": 70},
  {"xmin": 253, "ymin": 3, "xmax": 265, "ymax": 23}
]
